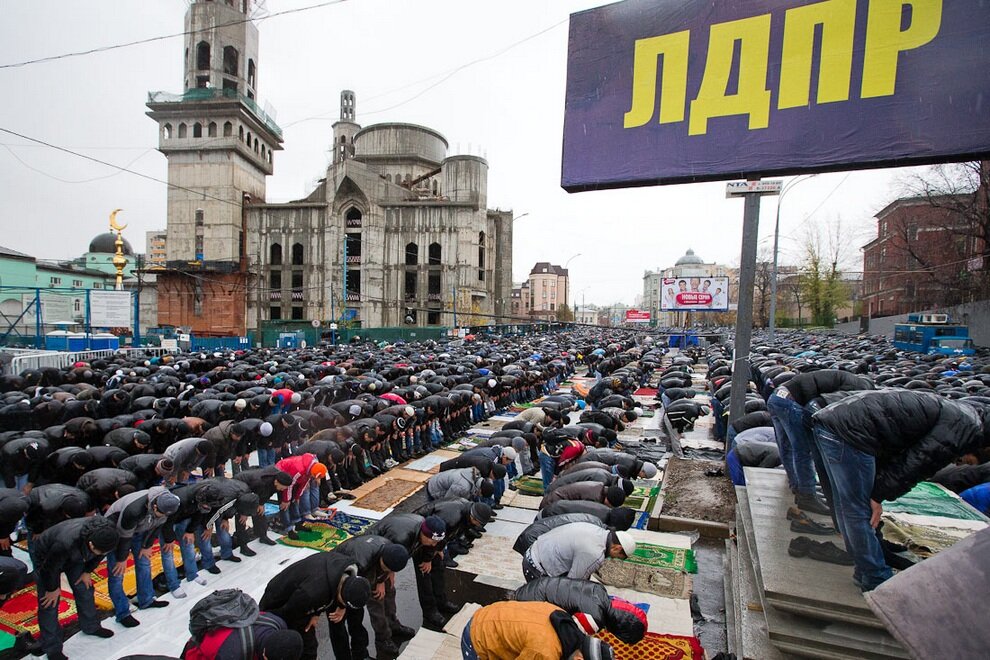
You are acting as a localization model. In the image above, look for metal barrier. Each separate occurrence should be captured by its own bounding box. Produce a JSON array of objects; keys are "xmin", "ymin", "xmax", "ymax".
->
[
  {"xmin": 8, "ymin": 351, "xmax": 73, "ymax": 375},
  {"xmin": 64, "ymin": 349, "xmax": 117, "ymax": 364},
  {"xmin": 117, "ymin": 347, "xmax": 179, "ymax": 358}
]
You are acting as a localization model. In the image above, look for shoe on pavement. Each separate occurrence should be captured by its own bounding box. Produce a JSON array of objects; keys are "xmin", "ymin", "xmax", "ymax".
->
[
  {"xmin": 443, "ymin": 557, "xmax": 459, "ymax": 569},
  {"xmin": 47, "ymin": 652, "xmax": 68, "ymax": 660},
  {"xmin": 439, "ymin": 601, "xmax": 461, "ymax": 615},
  {"xmin": 376, "ymin": 638, "xmax": 401, "ymax": 657},
  {"xmin": 206, "ymin": 565, "xmax": 222, "ymax": 574},
  {"xmin": 171, "ymin": 587, "xmax": 188, "ymax": 598},
  {"xmin": 222, "ymin": 555, "xmax": 242, "ymax": 563},
  {"xmin": 13, "ymin": 631, "xmax": 41, "ymax": 654},
  {"xmin": 492, "ymin": 503, "xmax": 504, "ymax": 510},
  {"xmin": 788, "ymin": 536, "xmax": 814, "ymax": 558},
  {"xmin": 795, "ymin": 493, "xmax": 831, "ymax": 516},
  {"xmin": 259, "ymin": 536, "xmax": 277, "ymax": 546},
  {"xmin": 119, "ymin": 615, "xmax": 140, "ymax": 628},
  {"xmin": 86, "ymin": 627, "xmax": 114, "ymax": 638},
  {"xmin": 241, "ymin": 545, "xmax": 257, "ymax": 557},
  {"xmin": 191, "ymin": 576, "xmax": 208, "ymax": 586},
  {"xmin": 392, "ymin": 624, "xmax": 417, "ymax": 640},
  {"xmin": 421, "ymin": 612, "xmax": 446, "ymax": 632},
  {"xmin": 287, "ymin": 530, "xmax": 300, "ymax": 541},
  {"xmin": 790, "ymin": 517, "xmax": 836, "ymax": 536}
]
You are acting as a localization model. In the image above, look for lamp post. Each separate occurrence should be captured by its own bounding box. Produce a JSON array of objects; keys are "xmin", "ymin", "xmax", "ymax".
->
[
  {"xmin": 769, "ymin": 174, "xmax": 818, "ymax": 341},
  {"xmin": 563, "ymin": 253, "xmax": 582, "ymax": 315}
]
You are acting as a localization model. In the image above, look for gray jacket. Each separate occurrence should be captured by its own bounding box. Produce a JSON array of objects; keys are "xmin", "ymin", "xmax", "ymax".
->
[
  {"xmin": 527, "ymin": 522, "xmax": 610, "ymax": 580},
  {"xmin": 426, "ymin": 467, "xmax": 479, "ymax": 500},
  {"xmin": 540, "ymin": 481, "xmax": 606, "ymax": 509},
  {"xmin": 164, "ymin": 437, "xmax": 206, "ymax": 476}
]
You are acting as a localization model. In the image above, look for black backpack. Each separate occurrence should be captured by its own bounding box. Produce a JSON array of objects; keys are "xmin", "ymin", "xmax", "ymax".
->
[{"xmin": 188, "ymin": 589, "xmax": 259, "ymax": 643}]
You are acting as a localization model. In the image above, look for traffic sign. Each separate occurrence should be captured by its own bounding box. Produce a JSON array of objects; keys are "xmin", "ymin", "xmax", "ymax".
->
[{"xmin": 725, "ymin": 180, "xmax": 783, "ymax": 198}]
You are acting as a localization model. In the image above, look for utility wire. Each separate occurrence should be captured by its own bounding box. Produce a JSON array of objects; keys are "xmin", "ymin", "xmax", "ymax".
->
[
  {"xmin": 1, "ymin": 144, "xmax": 154, "ymax": 184},
  {"xmin": 0, "ymin": 0, "xmax": 351, "ymax": 70}
]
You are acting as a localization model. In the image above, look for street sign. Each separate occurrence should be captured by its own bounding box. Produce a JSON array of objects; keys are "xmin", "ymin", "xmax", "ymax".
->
[
  {"xmin": 329, "ymin": 323, "xmax": 338, "ymax": 330},
  {"xmin": 310, "ymin": 319, "xmax": 320, "ymax": 328},
  {"xmin": 725, "ymin": 180, "xmax": 783, "ymax": 198}
]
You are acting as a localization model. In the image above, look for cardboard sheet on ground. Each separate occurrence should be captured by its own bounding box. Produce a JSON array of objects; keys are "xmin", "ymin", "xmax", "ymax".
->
[
  {"xmin": 451, "ymin": 533, "xmax": 526, "ymax": 587},
  {"xmin": 879, "ymin": 513, "xmax": 975, "ymax": 557},
  {"xmin": 351, "ymin": 478, "xmax": 421, "ymax": 511},
  {"xmin": 481, "ymin": 519, "xmax": 528, "ymax": 539},
  {"xmin": 397, "ymin": 628, "xmax": 455, "ymax": 660},
  {"xmin": 499, "ymin": 490, "xmax": 543, "ymax": 510},
  {"xmin": 605, "ymin": 586, "xmax": 694, "ymax": 637},
  {"xmin": 403, "ymin": 454, "xmax": 448, "ymax": 472},
  {"xmin": 489, "ymin": 506, "xmax": 536, "ymax": 525},
  {"xmin": 866, "ymin": 527, "xmax": 990, "ymax": 659}
]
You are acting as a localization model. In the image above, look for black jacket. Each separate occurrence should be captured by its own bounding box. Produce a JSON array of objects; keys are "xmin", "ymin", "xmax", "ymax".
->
[
  {"xmin": 367, "ymin": 513, "xmax": 434, "ymax": 561},
  {"xmin": 546, "ymin": 468, "xmax": 617, "ymax": 494},
  {"xmin": 511, "ymin": 576, "xmax": 611, "ymax": 626},
  {"xmin": 813, "ymin": 391, "xmax": 984, "ymax": 501},
  {"xmin": 513, "ymin": 513, "xmax": 605, "ymax": 555},
  {"xmin": 25, "ymin": 484, "xmax": 92, "ymax": 534},
  {"xmin": 576, "ymin": 450, "xmax": 641, "ymax": 477},
  {"xmin": 76, "ymin": 468, "xmax": 139, "ymax": 509},
  {"xmin": 931, "ymin": 463, "xmax": 990, "ymax": 494},
  {"xmin": 438, "ymin": 454, "xmax": 494, "ymax": 477},
  {"xmin": 334, "ymin": 534, "xmax": 392, "ymax": 584},
  {"xmin": 536, "ymin": 500, "xmax": 612, "ymax": 522},
  {"xmin": 118, "ymin": 453, "xmax": 167, "ymax": 490},
  {"xmin": 34, "ymin": 517, "xmax": 117, "ymax": 592},
  {"xmin": 234, "ymin": 466, "xmax": 288, "ymax": 505},
  {"xmin": 782, "ymin": 370, "xmax": 874, "ymax": 407},
  {"xmin": 415, "ymin": 497, "xmax": 473, "ymax": 539},
  {"xmin": 259, "ymin": 553, "xmax": 357, "ymax": 626},
  {"xmin": 0, "ymin": 488, "xmax": 29, "ymax": 538}
]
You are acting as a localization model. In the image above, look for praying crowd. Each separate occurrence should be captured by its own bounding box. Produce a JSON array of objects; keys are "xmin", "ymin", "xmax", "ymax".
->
[{"xmin": 1, "ymin": 326, "xmax": 989, "ymax": 660}]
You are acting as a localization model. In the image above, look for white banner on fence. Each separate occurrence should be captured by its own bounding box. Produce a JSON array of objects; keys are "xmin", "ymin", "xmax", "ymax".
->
[
  {"xmin": 22, "ymin": 294, "xmax": 76, "ymax": 324},
  {"xmin": 89, "ymin": 290, "xmax": 132, "ymax": 327}
]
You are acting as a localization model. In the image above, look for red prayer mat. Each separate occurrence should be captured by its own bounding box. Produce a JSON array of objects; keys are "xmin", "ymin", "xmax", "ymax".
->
[
  {"xmin": 634, "ymin": 388, "xmax": 659, "ymax": 397},
  {"xmin": 596, "ymin": 630, "xmax": 704, "ymax": 660},
  {"xmin": 0, "ymin": 584, "xmax": 77, "ymax": 638}
]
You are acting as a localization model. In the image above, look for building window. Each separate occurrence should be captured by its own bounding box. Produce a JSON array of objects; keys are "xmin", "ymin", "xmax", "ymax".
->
[
  {"xmin": 74, "ymin": 300, "xmax": 81, "ymax": 313},
  {"xmin": 162, "ymin": 123, "xmax": 172, "ymax": 139},
  {"xmin": 50, "ymin": 277, "xmax": 62, "ymax": 285},
  {"xmin": 208, "ymin": 122, "xmax": 217, "ymax": 137},
  {"xmin": 178, "ymin": 123, "xmax": 187, "ymax": 138},
  {"xmin": 269, "ymin": 270, "xmax": 281, "ymax": 289},
  {"xmin": 270, "ymin": 243, "xmax": 282, "ymax": 265},
  {"xmin": 196, "ymin": 42, "xmax": 210, "ymax": 70},
  {"xmin": 92, "ymin": 283, "xmax": 101, "ymax": 289},
  {"xmin": 291, "ymin": 306, "xmax": 304, "ymax": 320},
  {"xmin": 428, "ymin": 270, "xmax": 441, "ymax": 297},
  {"xmin": 428, "ymin": 242, "xmax": 441, "ymax": 265},
  {"xmin": 248, "ymin": 59, "xmax": 256, "ymax": 88},
  {"xmin": 292, "ymin": 243, "xmax": 304, "ymax": 265},
  {"xmin": 291, "ymin": 270, "xmax": 303, "ymax": 289},
  {"xmin": 346, "ymin": 270, "xmax": 361, "ymax": 301},
  {"xmin": 223, "ymin": 121, "xmax": 233, "ymax": 137},
  {"xmin": 193, "ymin": 122, "xmax": 203, "ymax": 138},
  {"xmin": 345, "ymin": 207, "xmax": 362, "ymax": 228},
  {"xmin": 223, "ymin": 46, "xmax": 239, "ymax": 77},
  {"xmin": 270, "ymin": 305, "xmax": 282, "ymax": 320},
  {"xmin": 405, "ymin": 271, "xmax": 417, "ymax": 301},
  {"xmin": 427, "ymin": 311, "xmax": 441, "ymax": 325},
  {"xmin": 405, "ymin": 242, "xmax": 418, "ymax": 266},
  {"xmin": 72, "ymin": 279, "xmax": 83, "ymax": 287}
]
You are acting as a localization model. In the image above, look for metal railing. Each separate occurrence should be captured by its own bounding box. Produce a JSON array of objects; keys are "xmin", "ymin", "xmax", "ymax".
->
[{"xmin": 4, "ymin": 347, "xmax": 178, "ymax": 375}]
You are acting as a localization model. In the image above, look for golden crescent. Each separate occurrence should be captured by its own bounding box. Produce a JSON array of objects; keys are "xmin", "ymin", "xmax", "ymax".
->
[{"xmin": 109, "ymin": 208, "xmax": 127, "ymax": 232}]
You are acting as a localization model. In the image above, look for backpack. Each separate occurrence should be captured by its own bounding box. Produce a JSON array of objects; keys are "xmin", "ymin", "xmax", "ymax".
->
[
  {"xmin": 188, "ymin": 589, "xmax": 259, "ymax": 643},
  {"xmin": 181, "ymin": 608, "xmax": 285, "ymax": 660}
]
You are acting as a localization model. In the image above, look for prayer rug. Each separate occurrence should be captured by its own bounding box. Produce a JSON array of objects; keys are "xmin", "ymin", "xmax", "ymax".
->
[
  {"xmin": 595, "ymin": 630, "xmax": 704, "ymax": 660},
  {"xmin": 509, "ymin": 403, "xmax": 536, "ymax": 411},
  {"xmin": 277, "ymin": 520, "xmax": 351, "ymax": 552},
  {"xmin": 322, "ymin": 510, "xmax": 376, "ymax": 536},
  {"xmin": 91, "ymin": 541, "xmax": 184, "ymax": 611},
  {"xmin": 624, "ymin": 487, "xmax": 661, "ymax": 512},
  {"xmin": 634, "ymin": 388, "xmax": 659, "ymax": 397},
  {"xmin": 404, "ymin": 455, "xmax": 448, "ymax": 472},
  {"xmin": 351, "ymin": 479, "xmax": 421, "ymax": 511},
  {"xmin": 596, "ymin": 560, "xmax": 691, "ymax": 599},
  {"xmin": 632, "ymin": 511, "xmax": 650, "ymax": 530},
  {"xmin": 884, "ymin": 481, "xmax": 989, "ymax": 522},
  {"xmin": 0, "ymin": 630, "xmax": 15, "ymax": 652},
  {"xmin": 880, "ymin": 515, "xmax": 973, "ymax": 558},
  {"xmin": 625, "ymin": 543, "xmax": 697, "ymax": 574},
  {"xmin": 513, "ymin": 475, "xmax": 545, "ymax": 496},
  {"xmin": 451, "ymin": 534, "xmax": 526, "ymax": 584},
  {"xmin": 264, "ymin": 502, "xmax": 281, "ymax": 516},
  {"xmin": 0, "ymin": 585, "xmax": 76, "ymax": 638}
]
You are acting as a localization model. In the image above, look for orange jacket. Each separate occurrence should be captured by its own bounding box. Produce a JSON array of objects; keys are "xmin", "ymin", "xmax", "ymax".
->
[{"xmin": 469, "ymin": 601, "xmax": 564, "ymax": 660}]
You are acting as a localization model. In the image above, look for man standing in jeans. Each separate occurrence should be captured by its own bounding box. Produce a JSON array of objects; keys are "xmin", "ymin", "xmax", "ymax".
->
[
  {"xmin": 768, "ymin": 370, "xmax": 874, "ymax": 515},
  {"xmin": 811, "ymin": 390, "xmax": 985, "ymax": 591}
]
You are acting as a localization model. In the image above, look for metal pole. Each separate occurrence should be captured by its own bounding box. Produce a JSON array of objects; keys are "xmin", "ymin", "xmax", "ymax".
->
[
  {"xmin": 452, "ymin": 286, "xmax": 458, "ymax": 328},
  {"xmin": 769, "ymin": 174, "xmax": 817, "ymax": 341},
  {"xmin": 728, "ymin": 190, "xmax": 763, "ymax": 425},
  {"xmin": 34, "ymin": 288, "xmax": 42, "ymax": 348},
  {"xmin": 330, "ymin": 283, "xmax": 335, "ymax": 346},
  {"xmin": 85, "ymin": 289, "xmax": 92, "ymax": 349}
]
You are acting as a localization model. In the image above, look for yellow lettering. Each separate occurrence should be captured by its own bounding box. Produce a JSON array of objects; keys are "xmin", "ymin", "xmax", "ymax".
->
[
  {"xmin": 862, "ymin": 0, "xmax": 942, "ymax": 98},
  {"xmin": 778, "ymin": 0, "xmax": 856, "ymax": 109},
  {"xmin": 689, "ymin": 15, "xmax": 772, "ymax": 136},
  {"xmin": 624, "ymin": 31, "xmax": 691, "ymax": 128}
]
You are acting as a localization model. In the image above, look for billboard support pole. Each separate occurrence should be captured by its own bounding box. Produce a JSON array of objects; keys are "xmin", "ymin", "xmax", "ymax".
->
[{"xmin": 728, "ymin": 188, "xmax": 762, "ymax": 427}]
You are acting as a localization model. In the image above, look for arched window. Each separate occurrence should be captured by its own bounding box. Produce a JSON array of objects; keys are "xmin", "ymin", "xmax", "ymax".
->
[
  {"xmin": 193, "ymin": 123, "xmax": 203, "ymax": 138},
  {"xmin": 246, "ymin": 132, "xmax": 252, "ymax": 147},
  {"xmin": 385, "ymin": 174, "xmax": 392, "ymax": 183},
  {"xmin": 162, "ymin": 123, "xmax": 172, "ymax": 139},
  {"xmin": 248, "ymin": 59, "xmax": 256, "ymax": 87},
  {"xmin": 432, "ymin": 180, "xmax": 438, "ymax": 195},
  {"xmin": 405, "ymin": 242, "xmax": 418, "ymax": 266},
  {"xmin": 270, "ymin": 243, "xmax": 282, "ymax": 265},
  {"xmin": 478, "ymin": 232, "xmax": 485, "ymax": 269},
  {"xmin": 253, "ymin": 137, "xmax": 259, "ymax": 153},
  {"xmin": 223, "ymin": 121, "xmax": 233, "ymax": 137},
  {"xmin": 345, "ymin": 207, "xmax": 362, "ymax": 228},
  {"xmin": 340, "ymin": 135, "xmax": 347, "ymax": 144},
  {"xmin": 178, "ymin": 123, "xmax": 188, "ymax": 138},
  {"xmin": 238, "ymin": 126, "xmax": 244, "ymax": 141},
  {"xmin": 267, "ymin": 150, "xmax": 272, "ymax": 164},
  {"xmin": 292, "ymin": 243, "xmax": 304, "ymax": 265},
  {"xmin": 428, "ymin": 242, "xmax": 441, "ymax": 265},
  {"xmin": 196, "ymin": 42, "xmax": 210, "ymax": 70},
  {"xmin": 223, "ymin": 46, "xmax": 239, "ymax": 77},
  {"xmin": 404, "ymin": 173, "xmax": 412, "ymax": 185},
  {"xmin": 207, "ymin": 122, "xmax": 217, "ymax": 137}
]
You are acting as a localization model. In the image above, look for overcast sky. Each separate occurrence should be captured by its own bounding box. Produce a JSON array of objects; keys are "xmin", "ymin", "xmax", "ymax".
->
[{"xmin": 0, "ymin": 0, "xmax": 925, "ymax": 306}]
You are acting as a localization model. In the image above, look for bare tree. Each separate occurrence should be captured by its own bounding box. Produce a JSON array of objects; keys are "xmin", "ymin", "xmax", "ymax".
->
[
  {"xmin": 799, "ymin": 217, "xmax": 852, "ymax": 327},
  {"xmin": 752, "ymin": 247, "xmax": 775, "ymax": 327}
]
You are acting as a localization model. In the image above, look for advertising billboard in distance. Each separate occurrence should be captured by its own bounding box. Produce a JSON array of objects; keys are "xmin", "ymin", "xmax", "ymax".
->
[
  {"xmin": 661, "ymin": 277, "xmax": 729, "ymax": 311},
  {"xmin": 625, "ymin": 309, "xmax": 651, "ymax": 323}
]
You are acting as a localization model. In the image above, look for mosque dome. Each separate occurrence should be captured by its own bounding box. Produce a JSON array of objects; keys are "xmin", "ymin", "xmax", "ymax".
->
[
  {"xmin": 89, "ymin": 232, "xmax": 133, "ymax": 255},
  {"xmin": 675, "ymin": 248, "xmax": 703, "ymax": 267}
]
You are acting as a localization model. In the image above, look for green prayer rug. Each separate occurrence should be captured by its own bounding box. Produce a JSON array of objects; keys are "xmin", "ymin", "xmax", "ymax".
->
[
  {"xmin": 513, "ymin": 475, "xmax": 545, "ymax": 496},
  {"xmin": 277, "ymin": 521, "xmax": 351, "ymax": 552},
  {"xmin": 884, "ymin": 481, "xmax": 990, "ymax": 522},
  {"xmin": 0, "ymin": 630, "xmax": 15, "ymax": 652},
  {"xmin": 623, "ymin": 486, "xmax": 660, "ymax": 512},
  {"xmin": 625, "ymin": 542, "xmax": 698, "ymax": 573}
]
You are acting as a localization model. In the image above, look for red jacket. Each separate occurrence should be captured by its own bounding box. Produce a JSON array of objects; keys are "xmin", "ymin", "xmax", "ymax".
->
[
  {"xmin": 271, "ymin": 388, "xmax": 296, "ymax": 405},
  {"xmin": 558, "ymin": 439, "xmax": 586, "ymax": 470},
  {"xmin": 275, "ymin": 453, "xmax": 316, "ymax": 502}
]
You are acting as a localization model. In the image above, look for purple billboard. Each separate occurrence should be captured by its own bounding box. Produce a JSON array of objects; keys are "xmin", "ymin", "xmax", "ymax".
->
[{"xmin": 562, "ymin": 0, "xmax": 990, "ymax": 191}]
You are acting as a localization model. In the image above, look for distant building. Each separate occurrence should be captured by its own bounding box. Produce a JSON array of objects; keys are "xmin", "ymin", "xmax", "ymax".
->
[
  {"xmin": 145, "ymin": 231, "xmax": 167, "ymax": 269},
  {"xmin": 862, "ymin": 195, "xmax": 986, "ymax": 317},
  {"xmin": 647, "ymin": 249, "xmax": 737, "ymax": 326},
  {"xmin": 575, "ymin": 304, "xmax": 598, "ymax": 325},
  {"xmin": 521, "ymin": 262, "xmax": 570, "ymax": 322}
]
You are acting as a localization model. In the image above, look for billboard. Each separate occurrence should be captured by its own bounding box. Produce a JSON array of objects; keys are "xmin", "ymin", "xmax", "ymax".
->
[
  {"xmin": 661, "ymin": 277, "xmax": 729, "ymax": 311},
  {"xmin": 562, "ymin": 0, "xmax": 990, "ymax": 191},
  {"xmin": 625, "ymin": 309, "xmax": 651, "ymax": 323},
  {"xmin": 90, "ymin": 290, "xmax": 132, "ymax": 327}
]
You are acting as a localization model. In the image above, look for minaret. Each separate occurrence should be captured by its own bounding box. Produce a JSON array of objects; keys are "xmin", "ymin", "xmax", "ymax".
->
[
  {"xmin": 332, "ymin": 90, "xmax": 359, "ymax": 164},
  {"xmin": 146, "ymin": 0, "xmax": 283, "ymax": 335}
]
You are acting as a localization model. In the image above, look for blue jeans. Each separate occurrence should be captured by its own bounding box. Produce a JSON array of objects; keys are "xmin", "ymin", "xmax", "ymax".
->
[
  {"xmin": 460, "ymin": 619, "xmax": 478, "ymax": 659},
  {"xmin": 302, "ymin": 480, "xmax": 320, "ymax": 515},
  {"xmin": 258, "ymin": 447, "xmax": 276, "ymax": 467},
  {"xmin": 768, "ymin": 393, "xmax": 817, "ymax": 495},
  {"xmin": 813, "ymin": 425, "xmax": 892, "ymax": 590},
  {"xmin": 491, "ymin": 473, "xmax": 505, "ymax": 505},
  {"xmin": 280, "ymin": 500, "xmax": 301, "ymax": 530},
  {"xmin": 107, "ymin": 533, "xmax": 156, "ymax": 620},
  {"xmin": 38, "ymin": 561, "xmax": 100, "ymax": 656},
  {"xmin": 174, "ymin": 518, "xmax": 215, "ymax": 581},
  {"xmin": 538, "ymin": 449, "xmax": 556, "ymax": 491},
  {"xmin": 215, "ymin": 519, "xmax": 234, "ymax": 560}
]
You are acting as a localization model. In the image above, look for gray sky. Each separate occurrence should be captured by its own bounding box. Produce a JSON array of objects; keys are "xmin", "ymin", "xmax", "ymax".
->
[{"xmin": 0, "ymin": 0, "xmax": 923, "ymax": 306}]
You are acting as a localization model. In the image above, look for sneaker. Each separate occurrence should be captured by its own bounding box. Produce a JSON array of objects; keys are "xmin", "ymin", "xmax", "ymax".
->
[
  {"xmin": 790, "ymin": 517, "xmax": 836, "ymax": 536},
  {"xmin": 443, "ymin": 557, "xmax": 459, "ymax": 569},
  {"xmin": 191, "ymin": 576, "xmax": 208, "ymax": 586},
  {"xmin": 171, "ymin": 587, "xmax": 188, "ymax": 599},
  {"xmin": 143, "ymin": 600, "xmax": 169, "ymax": 609},
  {"xmin": 795, "ymin": 493, "xmax": 831, "ymax": 516},
  {"xmin": 492, "ymin": 503, "xmax": 504, "ymax": 510}
]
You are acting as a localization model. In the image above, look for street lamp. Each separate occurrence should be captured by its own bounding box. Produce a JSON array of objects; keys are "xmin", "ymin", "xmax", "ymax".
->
[
  {"xmin": 769, "ymin": 174, "xmax": 818, "ymax": 341},
  {"xmin": 513, "ymin": 212, "xmax": 530, "ymax": 223},
  {"xmin": 563, "ymin": 253, "xmax": 582, "ymax": 312}
]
